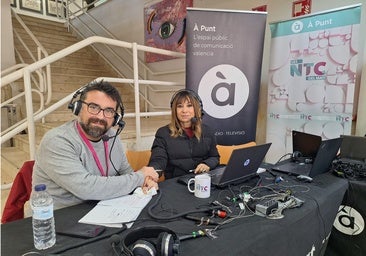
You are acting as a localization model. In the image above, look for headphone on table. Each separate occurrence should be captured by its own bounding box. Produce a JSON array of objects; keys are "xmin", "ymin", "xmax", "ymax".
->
[
  {"xmin": 291, "ymin": 151, "xmax": 313, "ymax": 164},
  {"xmin": 117, "ymin": 226, "xmax": 180, "ymax": 256},
  {"xmin": 170, "ymin": 89, "xmax": 203, "ymax": 115},
  {"xmin": 291, "ymin": 151, "xmax": 303, "ymax": 162},
  {"xmin": 68, "ymin": 83, "xmax": 125, "ymax": 129}
]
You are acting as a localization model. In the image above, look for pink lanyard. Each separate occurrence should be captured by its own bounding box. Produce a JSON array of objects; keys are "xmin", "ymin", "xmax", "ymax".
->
[{"xmin": 76, "ymin": 122, "xmax": 109, "ymax": 176}]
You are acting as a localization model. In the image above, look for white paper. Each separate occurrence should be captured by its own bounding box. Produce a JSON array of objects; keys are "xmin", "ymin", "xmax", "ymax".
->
[{"xmin": 79, "ymin": 187, "xmax": 155, "ymax": 228}]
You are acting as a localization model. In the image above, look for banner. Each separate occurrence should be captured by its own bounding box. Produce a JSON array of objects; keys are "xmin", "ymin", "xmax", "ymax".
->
[
  {"xmin": 266, "ymin": 5, "xmax": 361, "ymax": 163},
  {"xmin": 186, "ymin": 8, "xmax": 267, "ymax": 145}
]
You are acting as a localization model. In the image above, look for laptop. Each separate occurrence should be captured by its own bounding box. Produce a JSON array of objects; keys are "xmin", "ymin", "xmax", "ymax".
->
[
  {"xmin": 340, "ymin": 135, "xmax": 366, "ymax": 161},
  {"xmin": 210, "ymin": 143, "xmax": 271, "ymax": 187},
  {"xmin": 272, "ymin": 137, "xmax": 343, "ymax": 178},
  {"xmin": 292, "ymin": 130, "xmax": 322, "ymax": 160}
]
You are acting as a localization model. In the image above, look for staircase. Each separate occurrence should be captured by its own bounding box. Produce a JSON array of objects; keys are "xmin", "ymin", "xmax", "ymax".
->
[{"xmin": 1, "ymin": 14, "xmax": 169, "ymax": 211}]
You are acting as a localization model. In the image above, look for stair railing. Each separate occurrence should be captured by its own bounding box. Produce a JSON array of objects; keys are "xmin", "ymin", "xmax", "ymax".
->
[
  {"xmin": 1, "ymin": 36, "xmax": 185, "ymax": 159},
  {"xmin": 11, "ymin": 9, "xmax": 52, "ymax": 105},
  {"xmin": 1, "ymin": 63, "xmax": 45, "ymax": 135},
  {"xmin": 63, "ymin": 0, "xmax": 185, "ymax": 110}
]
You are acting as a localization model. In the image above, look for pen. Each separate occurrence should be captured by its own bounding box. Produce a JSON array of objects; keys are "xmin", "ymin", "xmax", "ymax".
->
[{"xmin": 189, "ymin": 169, "xmax": 195, "ymax": 173}]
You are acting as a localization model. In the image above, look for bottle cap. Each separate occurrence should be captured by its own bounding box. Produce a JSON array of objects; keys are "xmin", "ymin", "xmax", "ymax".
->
[{"xmin": 34, "ymin": 184, "xmax": 46, "ymax": 191}]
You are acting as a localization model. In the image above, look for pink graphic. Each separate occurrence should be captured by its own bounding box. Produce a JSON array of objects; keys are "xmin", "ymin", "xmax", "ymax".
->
[{"xmin": 144, "ymin": 0, "xmax": 193, "ymax": 63}]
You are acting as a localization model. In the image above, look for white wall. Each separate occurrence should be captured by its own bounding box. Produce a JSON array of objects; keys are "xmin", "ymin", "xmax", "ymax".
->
[{"xmin": 1, "ymin": 0, "xmax": 16, "ymax": 70}]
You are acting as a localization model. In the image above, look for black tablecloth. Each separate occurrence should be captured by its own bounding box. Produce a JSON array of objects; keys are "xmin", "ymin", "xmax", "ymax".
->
[
  {"xmin": 325, "ymin": 178, "xmax": 366, "ymax": 256},
  {"xmin": 1, "ymin": 171, "xmax": 348, "ymax": 256}
]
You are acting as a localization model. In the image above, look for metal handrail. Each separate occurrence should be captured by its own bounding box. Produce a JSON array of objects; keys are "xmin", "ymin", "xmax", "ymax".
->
[
  {"xmin": 63, "ymin": 0, "xmax": 185, "ymax": 108},
  {"xmin": 1, "ymin": 36, "xmax": 185, "ymax": 160},
  {"xmin": 11, "ymin": 9, "xmax": 52, "ymax": 104}
]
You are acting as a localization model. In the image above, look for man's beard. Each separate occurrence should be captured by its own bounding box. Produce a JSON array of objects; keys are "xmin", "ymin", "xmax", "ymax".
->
[{"xmin": 80, "ymin": 117, "xmax": 108, "ymax": 139}]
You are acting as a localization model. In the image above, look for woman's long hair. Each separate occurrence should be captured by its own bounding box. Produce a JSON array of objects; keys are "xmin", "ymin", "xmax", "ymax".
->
[{"xmin": 169, "ymin": 91, "xmax": 202, "ymax": 140}]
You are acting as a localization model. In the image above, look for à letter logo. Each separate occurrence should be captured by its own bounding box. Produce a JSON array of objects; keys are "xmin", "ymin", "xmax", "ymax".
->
[
  {"xmin": 333, "ymin": 205, "xmax": 364, "ymax": 236},
  {"xmin": 198, "ymin": 64, "xmax": 249, "ymax": 119}
]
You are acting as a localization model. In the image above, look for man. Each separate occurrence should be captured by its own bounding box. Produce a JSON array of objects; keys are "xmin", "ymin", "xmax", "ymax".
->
[{"xmin": 33, "ymin": 80, "xmax": 159, "ymax": 209}]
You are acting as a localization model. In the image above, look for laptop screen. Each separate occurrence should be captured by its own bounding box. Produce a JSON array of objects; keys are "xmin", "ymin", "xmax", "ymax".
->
[{"xmin": 292, "ymin": 130, "xmax": 322, "ymax": 158}]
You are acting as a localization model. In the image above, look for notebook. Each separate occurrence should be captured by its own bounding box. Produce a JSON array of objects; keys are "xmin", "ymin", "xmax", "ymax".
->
[
  {"xmin": 292, "ymin": 130, "xmax": 322, "ymax": 160},
  {"xmin": 272, "ymin": 137, "xmax": 343, "ymax": 178},
  {"xmin": 340, "ymin": 135, "xmax": 366, "ymax": 161},
  {"xmin": 210, "ymin": 143, "xmax": 271, "ymax": 187}
]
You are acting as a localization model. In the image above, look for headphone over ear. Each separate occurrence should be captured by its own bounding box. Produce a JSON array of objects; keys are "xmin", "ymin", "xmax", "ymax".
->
[
  {"xmin": 170, "ymin": 89, "xmax": 203, "ymax": 113},
  {"xmin": 68, "ymin": 83, "xmax": 125, "ymax": 128},
  {"xmin": 121, "ymin": 226, "xmax": 180, "ymax": 256}
]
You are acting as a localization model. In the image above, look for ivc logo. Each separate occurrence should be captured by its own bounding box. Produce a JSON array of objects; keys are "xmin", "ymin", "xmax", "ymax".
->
[
  {"xmin": 196, "ymin": 184, "xmax": 209, "ymax": 192},
  {"xmin": 198, "ymin": 64, "xmax": 249, "ymax": 119}
]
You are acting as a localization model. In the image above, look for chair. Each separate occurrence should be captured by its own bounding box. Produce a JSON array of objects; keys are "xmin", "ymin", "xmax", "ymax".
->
[
  {"xmin": 126, "ymin": 150, "xmax": 165, "ymax": 182},
  {"xmin": 216, "ymin": 141, "xmax": 257, "ymax": 165},
  {"xmin": 126, "ymin": 150, "xmax": 152, "ymax": 171},
  {"xmin": 1, "ymin": 160, "xmax": 34, "ymax": 224}
]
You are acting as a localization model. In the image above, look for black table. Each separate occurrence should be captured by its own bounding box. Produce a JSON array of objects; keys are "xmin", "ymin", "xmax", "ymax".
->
[{"xmin": 1, "ymin": 171, "xmax": 348, "ymax": 256}]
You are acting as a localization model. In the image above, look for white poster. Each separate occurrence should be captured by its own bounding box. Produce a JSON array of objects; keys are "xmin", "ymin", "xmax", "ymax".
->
[{"xmin": 266, "ymin": 5, "xmax": 361, "ymax": 163}]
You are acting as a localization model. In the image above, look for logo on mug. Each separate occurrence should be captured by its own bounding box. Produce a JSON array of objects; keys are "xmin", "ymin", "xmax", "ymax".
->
[{"xmin": 196, "ymin": 184, "xmax": 209, "ymax": 192}]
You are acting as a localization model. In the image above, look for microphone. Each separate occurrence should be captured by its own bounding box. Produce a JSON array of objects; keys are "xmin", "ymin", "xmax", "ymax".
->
[
  {"xmin": 101, "ymin": 135, "xmax": 112, "ymax": 141},
  {"xmin": 102, "ymin": 126, "xmax": 123, "ymax": 142},
  {"xmin": 191, "ymin": 117, "xmax": 198, "ymax": 124}
]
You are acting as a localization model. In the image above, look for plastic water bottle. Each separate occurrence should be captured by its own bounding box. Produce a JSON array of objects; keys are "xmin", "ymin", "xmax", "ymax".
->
[{"xmin": 31, "ymin": 184, "xmax": 56, "ymax": 250}]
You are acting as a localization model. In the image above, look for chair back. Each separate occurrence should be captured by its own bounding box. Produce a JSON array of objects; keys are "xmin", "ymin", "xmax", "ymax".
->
[
  {"xmin": 217, "ymin": 142, "xmax": 257, "ymax": 165},
  {"xmin": 125, "ymin": 150, "xmax": 165, "ymax": 182},
  {"xmin": 126, "ymin": 150, "xmax": 152, "ymax": 171},
  {"xmin": 2, "ymin": 160, "xmax": 34, "ymax": 223}
]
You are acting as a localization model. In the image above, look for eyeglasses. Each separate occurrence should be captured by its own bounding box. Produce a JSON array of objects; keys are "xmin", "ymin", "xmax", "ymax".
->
[{"xmin": 80, "ymin": 101, "xmax": 116, "ymax": 118}]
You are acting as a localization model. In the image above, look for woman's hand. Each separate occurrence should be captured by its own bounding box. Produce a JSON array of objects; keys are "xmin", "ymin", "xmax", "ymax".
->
[
  {"xmin": 195, "ymin": 163, "xmax": 210, "ymax": 174},
  {"xmin": 140, "ymin": 166, "xmax": 159, "ymax": 182}
]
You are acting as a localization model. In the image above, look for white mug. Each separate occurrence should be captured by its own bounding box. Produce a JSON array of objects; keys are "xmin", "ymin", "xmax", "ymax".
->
[{"xmin": 187, "ymin": 174, "xmax": 211, "ymax": 198}]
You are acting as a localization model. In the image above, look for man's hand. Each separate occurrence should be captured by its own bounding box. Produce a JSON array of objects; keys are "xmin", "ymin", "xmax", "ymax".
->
[{"xmin": 142, "ymin": 176, "xmax": 159, "ymax": 194}]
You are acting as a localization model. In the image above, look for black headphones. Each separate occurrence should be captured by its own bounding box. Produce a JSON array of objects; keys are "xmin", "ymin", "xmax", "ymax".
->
[
  {"xmin": 170, "ymin": 89, "xmax": 203, "ymax": 113},
  {"xmin": 291, "ymin": 151, "xmax": 314, "ymax": 164},
  {"xmin": 68, "ymin": 83, "xmax": 125, "ymax": 128},
  {"xmin": 121, "ymin": 226, "xmax": 180, "ymax": 256},
  {"xmin": 291, "ymin": 151, "xmax": 303, "ymax": 162}
]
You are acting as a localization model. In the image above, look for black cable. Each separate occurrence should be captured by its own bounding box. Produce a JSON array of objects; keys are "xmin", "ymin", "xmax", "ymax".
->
[
  {"xmin": 302, "ymin": 193, "xmax": 328, "ymax": 251},
  {"xmin": 110, "ymin": 234, "xmax": 123, "ymax": 256},
  {"xmin": 109, "ymin": 127, "xmax": 123, "ymax": 175},
  {"xmin": 38, "ymin": 225, "xmax": 127, "ymax": 255},
  {"xmin": 275, "ymin": 153, "xmax": 292, "ymax": 165},
  {"xmin": 147, "ymin": 188, "xmax": 221, "ymax": 220}
]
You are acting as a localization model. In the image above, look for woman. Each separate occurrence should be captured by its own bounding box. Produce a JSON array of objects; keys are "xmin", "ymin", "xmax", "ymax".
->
[{"xmin": 149, "ymin": 89, "xmax": 220, "ymax": 179}]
